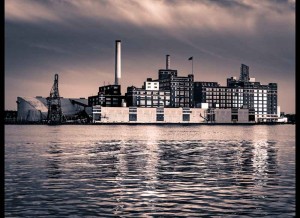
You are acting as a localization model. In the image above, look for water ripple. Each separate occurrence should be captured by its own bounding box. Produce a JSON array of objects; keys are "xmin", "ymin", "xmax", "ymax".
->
[{"xmin": 5, "ymin": 125, "xmax": 295, "ymax": 217}]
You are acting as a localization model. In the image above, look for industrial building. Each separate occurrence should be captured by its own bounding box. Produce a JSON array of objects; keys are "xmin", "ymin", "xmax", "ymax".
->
[
  {"xmin": 125, "ymin": 79, "xmax": 171, "ymax": 107},
  {"xmin": 194, "ymin": 64, "xmax": 279, "ymax": 122},
  {"xmin": 158, "ymin": 55, "xmax": 194, "ymax": 108},
  {"xmin": 88, "ymin": 40, "xmax": 125, "ymax": 107},
  {"xmin": 17, "ymin": 96, "xmax": 91, "ymax": 123},
  {"xmin": 125, "ymin": 55, "xmax": 194, "ymax": 108},
  {"xmin": 88, "ymin": 84, "xmax": 125, "ymax": 107},
  {"xmin": 15, "ymin": 39, "xmax": 283, "ymax": 124}
]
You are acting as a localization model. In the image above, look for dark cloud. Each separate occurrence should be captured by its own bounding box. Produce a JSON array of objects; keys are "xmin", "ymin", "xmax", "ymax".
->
[{"xmin": 5, "ymin": 0, "xmax": 295, "ymax": 113}]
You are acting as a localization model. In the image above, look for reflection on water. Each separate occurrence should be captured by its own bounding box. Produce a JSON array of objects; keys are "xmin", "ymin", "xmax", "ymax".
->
[{"xmin": 5, "ymin": 125, "xmax": 295, "ymax": 217}]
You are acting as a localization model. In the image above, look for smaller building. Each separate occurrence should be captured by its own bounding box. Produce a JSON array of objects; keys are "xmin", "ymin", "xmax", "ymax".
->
[
  {"xmin": 88, "ymin": 84, "xmax": 125, "ymax": 107},
  {"xmin": 158, "ymin": 70, "xmax": 194, "ymax": 108},
  {"xmin": 125, "ymin": 85, "xmax": 171, "ymax": 108},
  {"xmin": 144, "ymin": 78, "xmax": 159, "ymax": 90},
  {"xmin": 4, "ymin": 110, "xmax": 18, "ymax": 123}
]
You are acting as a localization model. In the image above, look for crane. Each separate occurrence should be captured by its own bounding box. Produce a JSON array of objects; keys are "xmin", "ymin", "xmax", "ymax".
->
[{"xmin": 47, "ymin": 74, "xmax": 62, "ymax": 125}]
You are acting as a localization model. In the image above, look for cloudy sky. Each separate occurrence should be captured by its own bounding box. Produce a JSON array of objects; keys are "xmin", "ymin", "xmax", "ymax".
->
[{"xmin": 5, "ymin": 0, "xmax": 295, "ymax": 113}]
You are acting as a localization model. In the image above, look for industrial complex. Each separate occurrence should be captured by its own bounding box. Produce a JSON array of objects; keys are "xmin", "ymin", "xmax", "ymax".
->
[{"xmin": 15, "ymin": 40, "xmax": 286, "ymax": 124}]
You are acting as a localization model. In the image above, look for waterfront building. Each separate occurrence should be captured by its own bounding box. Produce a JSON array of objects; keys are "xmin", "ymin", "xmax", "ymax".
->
[
  {"xmin": 125, "ymin": 55, "xmax": 193, "ymax": 108},
  {"xmin": 125, "ymin": 79, "xmax": 171, "ymax": 107},
  {"xmin": 158, "ymin": 55, "xmax": 194, "ymax": 108},
  {"xmin": 16, "ymin": 96, "xmax": 91, "ymax": 122},
  {"xmin": 194, "ymin": 64, "xmax": 278, "ymax": 122},
  {"xmin": 88, "ymin": 84, "xmax": 125, "ymax": 107}
]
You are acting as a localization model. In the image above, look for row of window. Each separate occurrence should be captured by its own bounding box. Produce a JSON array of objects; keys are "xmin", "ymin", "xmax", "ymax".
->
[
  {"xmin": 137, "ymin": 100, "xmax": 170, "ymax": 105},
  {"xmin": 128, "ymin": 114, "xmax": 191, "ymax": 122},
  {"xmin": 204, "ymin": 88, "xmax": 271, "ymax": 93},
  {"xmin": 133, "ymin": 91, "xmax": 169, "ymax": 95}
]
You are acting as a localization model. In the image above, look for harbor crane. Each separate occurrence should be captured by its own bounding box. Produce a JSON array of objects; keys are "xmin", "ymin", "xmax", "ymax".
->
[{"xmin": 47, "ymin": 74, "xmax": 62, "ymax": 124}]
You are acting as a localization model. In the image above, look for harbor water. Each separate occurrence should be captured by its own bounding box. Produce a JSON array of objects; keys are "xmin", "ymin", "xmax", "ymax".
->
[{"xmin": 5, "ymin": 125, "xmax": 295, "ymax": 217}]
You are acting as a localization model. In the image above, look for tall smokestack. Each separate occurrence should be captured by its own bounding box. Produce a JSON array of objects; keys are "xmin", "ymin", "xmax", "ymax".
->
[
  {"xmin": 115, "ymin": 40, "xmax": 121, "ymax": 85},
  {"xmin": 166, "ymin": 54, "xmax": 170, "ymax": 70}
]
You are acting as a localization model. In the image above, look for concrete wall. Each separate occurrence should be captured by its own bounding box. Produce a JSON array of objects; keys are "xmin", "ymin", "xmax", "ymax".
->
[
  {"xmin": 164, "ymin": 108, "xmax": 183, "ymax": 123},
  {"xmin": 214, "ymin": 108, "xmax": 250, "ymax": 123},
  {"xmin": 93, "ymin": 106, "xmax": 206, "ymax": 123},
  {"xmin": 137, "ymin": 108, "xmax": 156, "ymax": 122},
  {"xmin": 190, "ymin": 108, "xmax": 206, "ymax": 123},
  {"xmin": 215, "ymin": 109, "xmax": 232, "ymax": 123},
  {"xmin": 101, "ymin": 107, "xmax": 128, "ymax": 122},
  {"xmin": 237, "ymin": 109, "xmax": 249, "ymax": 123}
]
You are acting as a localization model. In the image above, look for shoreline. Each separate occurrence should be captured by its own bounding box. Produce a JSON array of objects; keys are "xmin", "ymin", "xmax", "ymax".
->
[{"xmin": 4, "ymin": 122, "xmax": 295, "ymax": 126}]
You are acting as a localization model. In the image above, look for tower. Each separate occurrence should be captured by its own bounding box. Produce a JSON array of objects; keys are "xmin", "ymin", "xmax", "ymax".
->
[
  {"xmin": 115, "ymin": 40, "xmax": 121, "ymax": 85},
  {"xmin": 47, "ymin": 74, "xmax": 62, "ymax": 124},
  {"xmin": 240, "ymin": 64, "xmax": 249, "ymax": 82},
  {"xmin": 166, "ymin": 54, "xmax": 170, "ymax": 69}
]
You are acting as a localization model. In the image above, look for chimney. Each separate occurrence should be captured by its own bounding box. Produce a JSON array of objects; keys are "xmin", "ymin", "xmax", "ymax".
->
[
  {"xmin": 115, "ymin": 40, "xmax": 121, "ymax": 85},
  {"xmin": 166, "ymin": 54, "xmax": 170, "ymax": 70}
]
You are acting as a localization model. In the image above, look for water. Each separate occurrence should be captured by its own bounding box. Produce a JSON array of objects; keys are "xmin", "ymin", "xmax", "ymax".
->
[{"xmin": 5, "ymin": 125, "xmax": 295, "ymax": 217}]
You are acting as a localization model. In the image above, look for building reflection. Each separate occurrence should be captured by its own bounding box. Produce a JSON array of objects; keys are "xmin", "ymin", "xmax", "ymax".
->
[
  {"xmin": 237, "ymin": 126, "xmax": 279, "ymax": 191},
  {"xmin": 45, "ymin": 143, "xmax": 63, "ymax": 179},
  {"xmin": 113, "ymin": 127, "xmax": 161, "ymax": 216}
]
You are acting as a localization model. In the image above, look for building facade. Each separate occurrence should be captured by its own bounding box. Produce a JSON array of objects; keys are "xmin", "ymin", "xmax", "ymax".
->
[
  {"xmin": 88, "ymin": 84, "xmax": 125, "ymax": 107},
  {"xmin": 158, "ymin": 69, "xmax": 194, "ymax": 108},
  {"xmin": 125, "ymin": 84, "xmax": 171, "ymax": 108},
  {"xmin": 194, "ymin": 64, "xmax": 278, "ymax": 122},
  {"xmin": 92, "ymin": 106, "xmax": 206, "ymax": 123}
]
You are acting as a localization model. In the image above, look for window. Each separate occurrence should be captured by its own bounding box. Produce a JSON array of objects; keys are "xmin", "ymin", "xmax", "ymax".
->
[
  {"xmin": 249, "ymin": 115, "xmax": 255, "ymax": 121},
  {"xmin": 232, "ymin": 114, "xmax": 238, "ymax": 121},
  {"xmin": 156, "ymin": 114, "xmax": 164, "ymax": 121},
  {"xmin": 129, "ymin": 114, "xmax": 137, "ymax": 121},
  {"xmin": 183, "ymin": 114, "xmax": 190, "ymax": 121}
]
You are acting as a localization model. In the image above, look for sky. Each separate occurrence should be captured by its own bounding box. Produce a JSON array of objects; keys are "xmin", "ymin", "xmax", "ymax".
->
[{"xmin": 5, "ymin": 0, "xmax": 295, "ymax": 113}]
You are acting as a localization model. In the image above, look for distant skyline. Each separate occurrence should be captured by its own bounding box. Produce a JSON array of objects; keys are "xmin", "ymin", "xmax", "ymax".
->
[{"xmin": 5, "ymin": 0, "xmax": 295, "ymax": 113}]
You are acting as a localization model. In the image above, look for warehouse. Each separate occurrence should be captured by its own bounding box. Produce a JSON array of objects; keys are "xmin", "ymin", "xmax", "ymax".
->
[{"xmin": 17, "ymin": 96, "xmax": 91, "ymax": 123}]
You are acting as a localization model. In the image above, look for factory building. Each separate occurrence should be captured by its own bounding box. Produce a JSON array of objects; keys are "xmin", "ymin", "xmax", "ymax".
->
[
  {"xmin": 15, "ymin": 39, "xmax": 283, "ymax": 124},
  {"xmin": 16, "ymin": 96, "xmax": 91, "ymax": 122},
  {"xmin": 125, "ymin": 79, "xmax": 171, "ymax": 107},
  {"xmin": 124, "ymin": 55, "xmax": 193, "ymax": 108},
  {"xmin": 88, "ymin": 40, "xmax": 125, "ymax": 107},
  {"xmin": 158, "ymin": 55, "xmax": 194, "ymax": 108},
  {"xmin": 88, "ymin": 84, "xmax": 125, "ymax": 107},
  {"xmin": 194, "ymin": 64, "xmax": 278, "ymax": 122}
]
